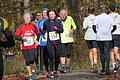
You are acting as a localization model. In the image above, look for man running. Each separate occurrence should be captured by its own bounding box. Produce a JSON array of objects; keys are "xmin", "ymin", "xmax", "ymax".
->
[
  {"xmin": 109, "ymin": 3, "xmax": 120, "ymax": 73},
  {"xmin": 59, "ymin": 9, "xmax": 77, "ymax": 73},
  {"xmin": 93, "ymin": 5, "xmax": 116, "ymax": 75},
  {"xmin": 83, "ymin": 7, "xmax": 98, "ymax": 73},
  {"xmin": 32, "ymin": 12, "xmax": 42, "ymax": 25},
  {"xmin": 37, "ymin": 8, "xmax": 49, "ymax": 74},
  {"xmin": 32, "ymin": 11, "xmax": 42, "ymax": 73}
]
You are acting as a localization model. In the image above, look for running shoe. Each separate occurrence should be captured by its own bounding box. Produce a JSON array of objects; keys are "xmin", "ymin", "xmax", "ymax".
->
[
  {"xmin": 66, "ymin": 67, "xmax": 71, "ymax": 73},
  {"xmin": 26, "ymin": 75, "xmax": 33, "ymax": 80},
  {"xmin": 32, "ymin": 71, "xmax": 36, "ymax": 79},
  {"xmin": 54, "ymin": 71, "xmax": 59, "ymax": 77},
  {"xmin": 105, "ymin": 67, "xmax": 110, "ymax": 75},
  {"xmin": 47, "ymin": 72, "xmax": 54, "ymax": 78},
  {"xmin": 100, "ymin": 68, "xmax": 106, "ymax": 75},
  {"xmin": 113, "ymin": 64, "xmax": 119, "ymax": 74},
  {"xmin": 93, "ymin": 64, "xmax": 98, "ymax": 73},
  {"xmin": 60, "ymin": 67, "xmax": 66, "ymax": 73}
]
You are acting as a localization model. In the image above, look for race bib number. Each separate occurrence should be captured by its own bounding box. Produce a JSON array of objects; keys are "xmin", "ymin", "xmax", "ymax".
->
[
  {"xmin": 49, "ymin": 31, "xmax": 60, "ymax": 41},
  {"xmin": 24, "ymin": 37, "xmax": 34, "ymax": 46},
  {"xmin": 63, "ymin": 32, "xmax": 73, "ymax": 39}
]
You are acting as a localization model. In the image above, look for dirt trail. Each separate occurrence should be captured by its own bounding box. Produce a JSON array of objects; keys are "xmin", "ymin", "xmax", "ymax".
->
[{"xmin": 4, "ymin": 69, "xmax": 120, "ymax": 80}]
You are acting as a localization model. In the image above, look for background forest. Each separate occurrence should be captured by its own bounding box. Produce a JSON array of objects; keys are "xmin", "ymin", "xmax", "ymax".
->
[{"xmin": 0, "ymin": 0, "xmax": 120, "ymax": 75}]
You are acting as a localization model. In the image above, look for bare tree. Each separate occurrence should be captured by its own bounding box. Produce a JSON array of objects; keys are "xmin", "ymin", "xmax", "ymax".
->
[{"xmin": 17, "ymin": 0, "xmax": 23, "ymax": 20}]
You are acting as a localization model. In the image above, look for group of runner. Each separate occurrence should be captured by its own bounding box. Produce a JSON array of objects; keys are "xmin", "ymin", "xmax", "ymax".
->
[
  {"xmin": 0, "ymin": 3, "xmax": 120, "ymax": 80},
  {"xmin": 15, "ymin": 8, "xmax": 76, "ymax": 80},
  {"xmin": 83, "ymin": 3, "xmax": 120, "ymax": 75}
]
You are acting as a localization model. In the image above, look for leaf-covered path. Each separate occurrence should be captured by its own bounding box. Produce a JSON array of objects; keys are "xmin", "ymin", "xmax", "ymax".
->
[{"xmin": 4, "ymin": 69, "xmax": 120, "ymax": 80}]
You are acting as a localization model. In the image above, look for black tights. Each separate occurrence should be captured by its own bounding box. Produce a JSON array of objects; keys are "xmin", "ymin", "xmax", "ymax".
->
[
  {"xmin": 47, "ymin": 44, "xmax": 62, "ymax": 71},
  {"xmin": 97, "ymin": 41, "xmax": 111, "ymax": 69}
]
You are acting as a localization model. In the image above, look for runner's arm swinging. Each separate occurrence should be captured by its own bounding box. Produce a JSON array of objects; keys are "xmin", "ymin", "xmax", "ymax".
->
[{"xmin": 111, "ymin": 25, "xmax": 117, "ymax": 33}]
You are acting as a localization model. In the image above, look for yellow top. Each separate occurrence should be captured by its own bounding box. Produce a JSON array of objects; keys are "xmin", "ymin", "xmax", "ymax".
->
[
  {"xmin": 0, "ymin": 17, "xmax": 8, "ymax": 30},
  {"xmin": 58, "ymin": 16, "xmax": 77, "ymax": 43}
]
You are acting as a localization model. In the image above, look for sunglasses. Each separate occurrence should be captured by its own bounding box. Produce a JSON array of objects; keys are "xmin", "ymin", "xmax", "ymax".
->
[{"xmin": 36, "ymin": 15, "xmax": 41, "ymax": 16}]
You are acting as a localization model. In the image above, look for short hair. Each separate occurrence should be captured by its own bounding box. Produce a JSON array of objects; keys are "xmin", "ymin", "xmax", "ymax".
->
[
  {"xmin": 47, "ymin": 10, "xmax": 58, "ymax": 18},
  {"xmin": 100, "ymin": 5, "xmax": 108, "ymax": 13},
  {"xmin": 109, "ymin": 3, "xmax": 116, "ymax": 12},
  {"xmin": 88, "ymin": 7, "xmax": 95, "ymax": 14}
]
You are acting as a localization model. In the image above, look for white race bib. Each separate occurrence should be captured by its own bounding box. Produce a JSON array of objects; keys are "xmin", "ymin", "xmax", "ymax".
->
[
  {"xmin": 24, "ymin": 37, "xmax": 34, "ymax": 46},
  {"xmin": 49, "ymin": 31, "xmax": 60, "ymax": 41},
  {"xmin": 63, "ymin": 32, "xmax": 73, "ymax": 39}
]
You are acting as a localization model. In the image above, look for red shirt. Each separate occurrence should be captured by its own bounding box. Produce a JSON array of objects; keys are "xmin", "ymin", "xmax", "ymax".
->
[{"xmin": 15, "ymin": 23, "xmax": 39, "ymax": 50}]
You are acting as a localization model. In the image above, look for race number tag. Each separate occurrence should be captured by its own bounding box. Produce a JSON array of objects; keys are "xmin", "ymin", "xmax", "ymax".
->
[
  {"xmin": 24, "ymin": 37, "xmax": 34, "ymax": 46},
  {"xmin": 49, "ymin": 31, "xmax": 60, "ymax": 41},
  {"xmin": 63, "ymin": 32, "xmax": 73, "ymax": 39}
]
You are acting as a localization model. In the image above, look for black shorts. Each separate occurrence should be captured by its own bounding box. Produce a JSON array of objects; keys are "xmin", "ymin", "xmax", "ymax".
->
[
  {"xmin": 22, "ymin": 48, "xmax": 37, "ymax": 66},
  {"xmin": 61, "ymin": 43, "xmax": 73, "ymax": 58},
  {"xmin": 86, "ymin": 40, "xmax": 97, "ymax": 49},
  {"xmin": 111, "ymin": 35, "xmax": 120, "ymax": 47}
]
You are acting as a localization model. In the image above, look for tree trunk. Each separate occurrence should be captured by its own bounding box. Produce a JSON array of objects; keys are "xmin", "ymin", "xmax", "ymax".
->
[
  {"xmin": 24, "ymin": 0, "xmax": 30, "ymax": 13},
  {"xmin": 17, "ymin": 0, "xmax": 22, "ymax": 20}
]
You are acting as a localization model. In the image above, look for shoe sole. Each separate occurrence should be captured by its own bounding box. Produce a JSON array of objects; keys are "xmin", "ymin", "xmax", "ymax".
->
[{"xmin": 60, "ymin": 71, "xmax": 66, "ymax": 73}]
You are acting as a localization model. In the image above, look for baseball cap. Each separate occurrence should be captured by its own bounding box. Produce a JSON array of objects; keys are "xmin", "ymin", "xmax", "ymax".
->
[{"xmin": 42, "ymin": 8, "xmax": 49, "ymax": 11}]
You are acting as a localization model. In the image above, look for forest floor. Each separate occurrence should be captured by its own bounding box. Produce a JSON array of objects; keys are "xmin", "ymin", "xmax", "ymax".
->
[{"xmin": 3, "ymin": 69, "xmax": 120, "ymax": 80}]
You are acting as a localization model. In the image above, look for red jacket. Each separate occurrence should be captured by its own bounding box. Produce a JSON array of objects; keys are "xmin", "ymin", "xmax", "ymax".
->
[{"xmin": 15, "ymin": 23, "xmax": 39, "ymax": 50}]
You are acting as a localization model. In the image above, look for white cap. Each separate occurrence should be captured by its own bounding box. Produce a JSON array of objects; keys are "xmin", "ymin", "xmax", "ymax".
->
[{"xmin": 24, "ymin": 13, "xmax": 32, "ymax": 18}]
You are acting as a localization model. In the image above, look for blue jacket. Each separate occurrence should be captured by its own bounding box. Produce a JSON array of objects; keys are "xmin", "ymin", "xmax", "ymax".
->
[
  {"xmin": 37, "ymin": 18, "xmax": 48, "ymax": 46},
  {"xmin": 43, "ymin": 17, "xmax": 63, "ymax": 45},
  {"xmin": 37, "ymin": 18, "xmax": 48, "ymax": 33}
]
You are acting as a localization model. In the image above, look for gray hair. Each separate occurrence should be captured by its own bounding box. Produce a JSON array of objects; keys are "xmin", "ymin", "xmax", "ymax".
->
[{"xmin": 60, "ymin": 9, "xmax": 68, "ymax": 15}]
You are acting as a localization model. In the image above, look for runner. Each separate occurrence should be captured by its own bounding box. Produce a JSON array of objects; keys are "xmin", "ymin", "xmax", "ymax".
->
[
  {"xmin": 83, "ymin": 7, "xmax": 98, "ymax": 73},
  {"xmin": 15, "ymin": 13, "xmax": 39, "ymax": 80},
  {"xmin": 42, "ymin": 10, "xmax": 63, "ymax": 78},
  {"xmin": 32, "ymin": 12, "xmax": 42, "ymax": 25},
  {"xmin": 37, "ymin": 8, "xmax": 49, "ymax": 74},
  {"xmin": 32, "ymin": 11, "xmax": 42, "ymax": 73},
  {"xmin": 93, "ymin": 5, "xmax": 117, "ymax": 75},
  {"xmin": 59, "ymin": 9, "xmax": 77, "ymax": 73},
  {"xmin": 0, "ymin": 17, "xmax": 14, "ymax": 80},
  {"xmin": 109, "ymin": 3, "xmax": 120, "ymax": 73}
]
